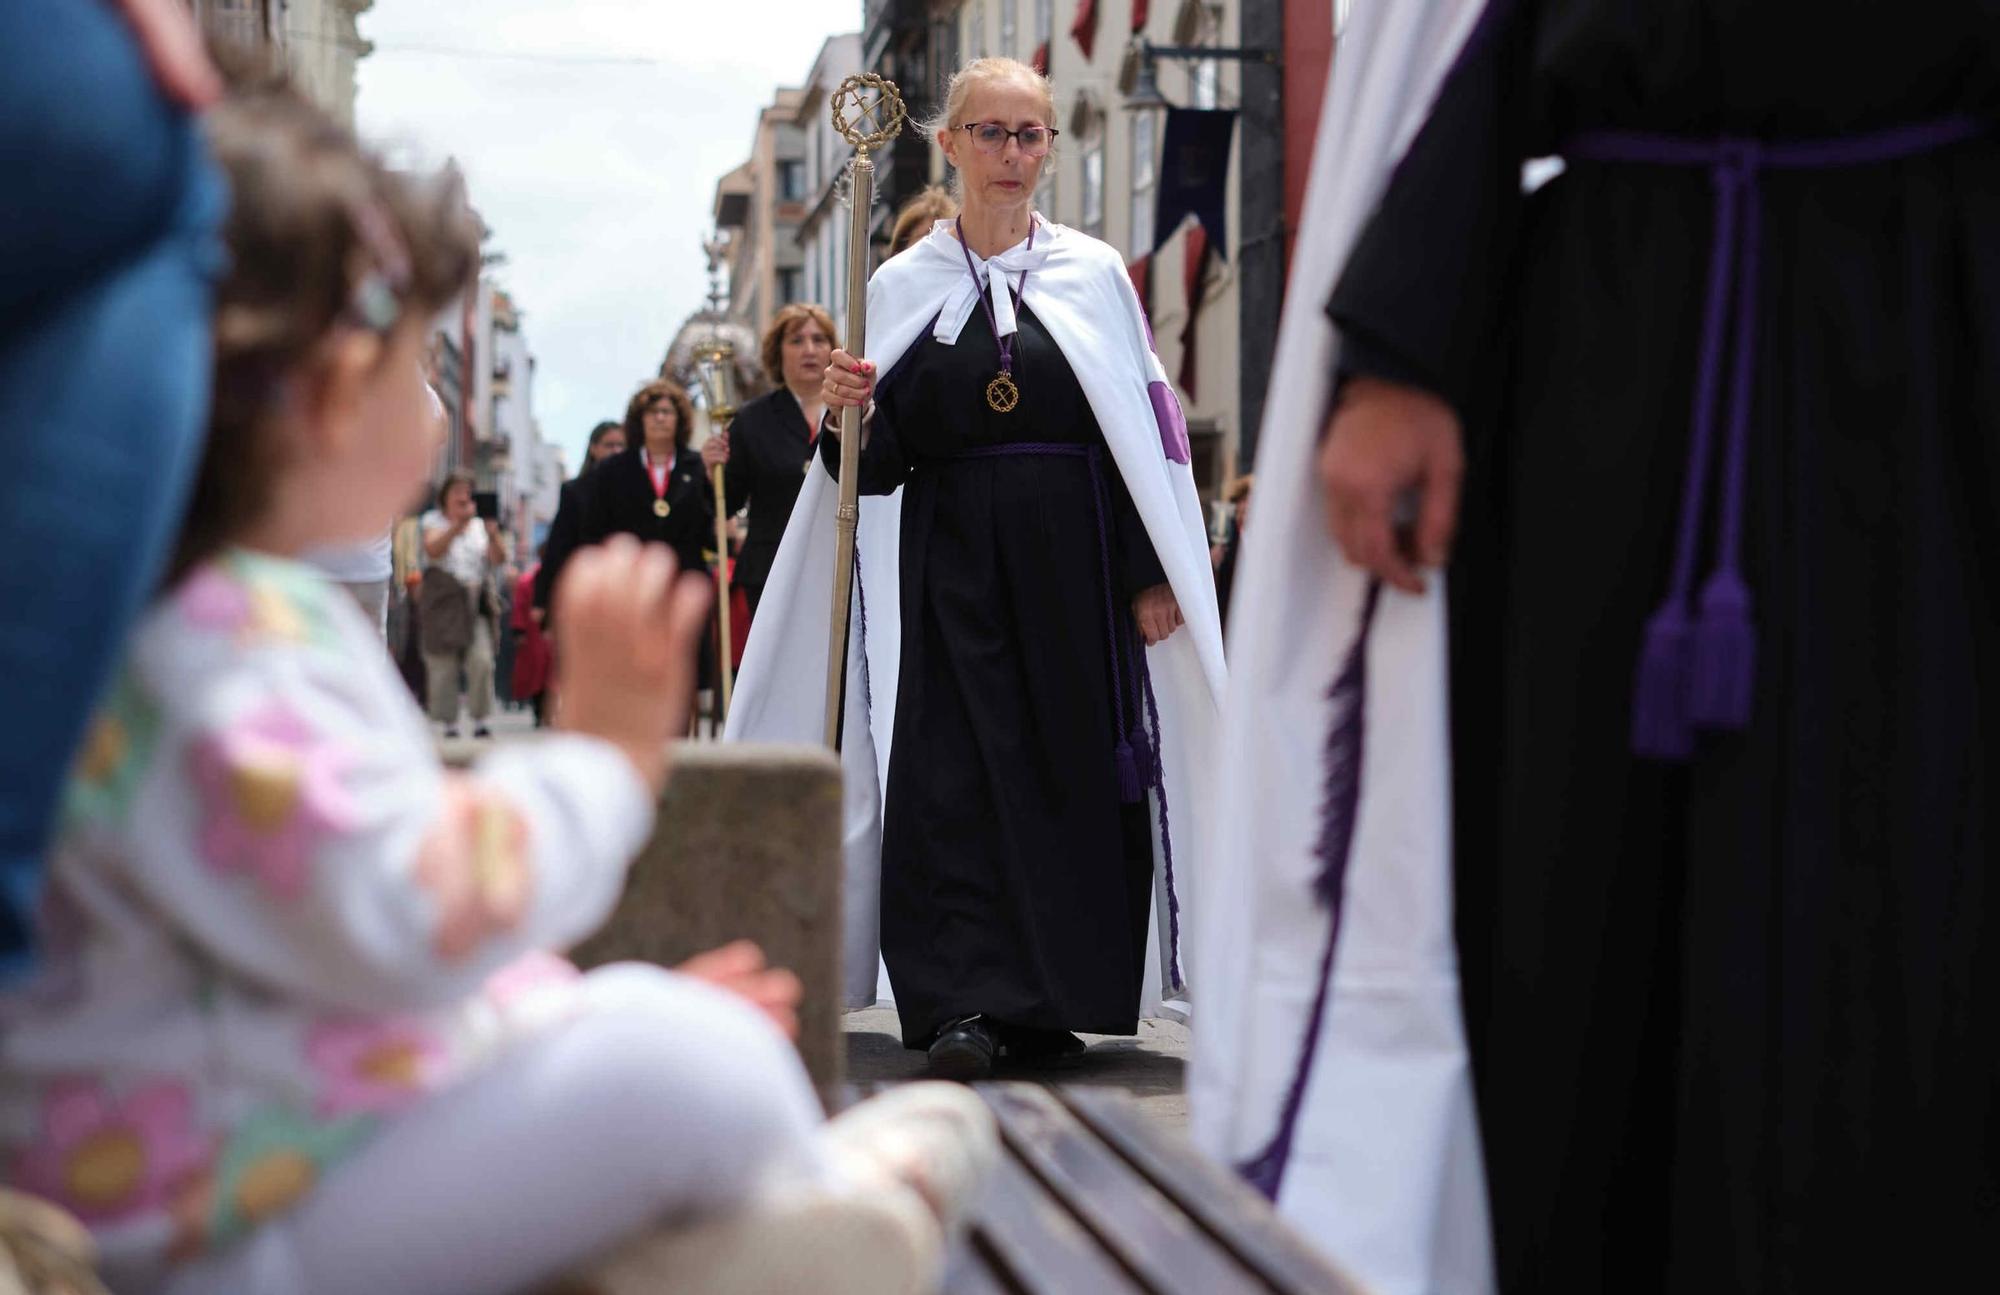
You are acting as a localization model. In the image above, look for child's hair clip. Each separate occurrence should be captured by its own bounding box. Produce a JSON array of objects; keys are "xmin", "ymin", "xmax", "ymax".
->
[
  {"xmin": 343, "ymin": 192, "xmax": 414, "ymax": 333},
  {"xmin": 348, "ymin": 270, "xmax": 403, "ymax": 333}
]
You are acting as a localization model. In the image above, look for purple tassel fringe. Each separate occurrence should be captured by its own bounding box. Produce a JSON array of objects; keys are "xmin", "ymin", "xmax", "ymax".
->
[
  {"xmin": 1631, "ymin": 603, "xmax": 1694, "ymax": 761},
  {"xmin": 1237, "ymin": 581, "xmax": 1381, "ymax": 1200}
]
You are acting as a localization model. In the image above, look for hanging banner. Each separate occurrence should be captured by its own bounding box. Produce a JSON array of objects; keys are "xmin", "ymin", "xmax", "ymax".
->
[
  {"xmin": 1070, "ymin": 0, "xmax": 1100, "ymax": 59},
  {"xmin": 1151, "ymin": 107, "xmax": 1237, "ymax": 258}
]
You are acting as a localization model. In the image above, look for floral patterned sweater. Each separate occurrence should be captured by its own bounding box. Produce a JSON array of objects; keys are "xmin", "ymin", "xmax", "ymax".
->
[{"xmin": 0, "ymin": 550, "xmax": 654, "ymax": 1279}]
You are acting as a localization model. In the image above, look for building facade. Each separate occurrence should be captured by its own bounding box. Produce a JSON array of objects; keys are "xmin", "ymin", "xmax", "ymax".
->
[
  {"xmin": 191, "ymin": 0, "xmax": 374, "ymax": 126},
  {"xmin": 714, "ymin": 91, "xmax": 812, "ymax": 337}
]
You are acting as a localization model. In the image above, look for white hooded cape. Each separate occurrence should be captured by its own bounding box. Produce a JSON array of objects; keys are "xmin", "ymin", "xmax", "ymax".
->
[
  {"xmin": 1186, "ymin": 2, "xmax": 1497, "ymax": 1292},
  {"xmin": 724, "ymin": 217, "xmax": 1224, "ymax": 1019}
]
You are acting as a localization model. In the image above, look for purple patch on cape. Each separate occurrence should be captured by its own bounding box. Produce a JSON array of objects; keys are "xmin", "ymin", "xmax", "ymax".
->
[{"xmin": 1149, "ymin": 381, "xmax": 1190, "ymax": 464}]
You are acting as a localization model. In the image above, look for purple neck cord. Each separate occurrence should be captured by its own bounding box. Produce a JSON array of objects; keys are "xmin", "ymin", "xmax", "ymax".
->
[
  {"xmin": 957, "ymin": 218, "xmax": 1035, "ymax": 375},
  {"xmin": 1563, "ymin": 113, "xmax": 1988, "ymax": 760}
]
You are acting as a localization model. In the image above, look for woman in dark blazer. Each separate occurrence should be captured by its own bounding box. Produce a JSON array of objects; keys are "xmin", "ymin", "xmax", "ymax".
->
[
  {"xmin": 562, "ymin": 379, "xmax": 713, "ymax": 593},
  {"xmin": 701, "ymin": 303, "xmax": 836, "ymax": 618}
]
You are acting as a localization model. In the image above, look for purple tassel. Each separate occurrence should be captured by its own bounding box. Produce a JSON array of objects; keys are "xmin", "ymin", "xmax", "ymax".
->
[
  {"xmin": 1114, "ymin": 740, "xmax": 1144, "ymax": 804},
  {"xmin": 1689, "ymin": 570, "xmax": 1755, "ymax": 729},
  {"xmin": 1631, "ymin": 602, "xmax": 1695, "ymax": 760}
]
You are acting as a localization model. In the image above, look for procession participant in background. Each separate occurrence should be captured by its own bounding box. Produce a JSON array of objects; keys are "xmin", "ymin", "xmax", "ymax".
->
[
  {"xmin": 420, "ymin": 471, "xmax": 506, "ymax": 738},
  {"xmin": 727, "ymin": 57, "xmax": 1223, "ymax": 1081},
  {"xmin": 0, "ymin": 0, "xmax": 222, "ymax": 973},
  {"xmin": 565, "ymin": 381, "xmax": 718, "ymax": 712},
  {"xmin": 1187, "ymin": 7, "xmax": 1492, "ymax": 1292},
  {"xmin": 889, "ymin": 186, "xmax": 958, "ymax": 259},
  {"xmin": 701, "ymin": 304, "xmax": 838, "ymax": 621},
  {"xmin": 1207, "ymin": 2, "xmax": 2000, "ymax": 1292},
  {"xmin": 558, "ymin": 382, "xmax": 712, "ymax": 594},
  {"xmin": 0, "ymin": 79, "xmax": 997, "ymax": 1290},
  {"xmin": 532, "ymin": 418, "xmax": 624, "ymax": 619}
]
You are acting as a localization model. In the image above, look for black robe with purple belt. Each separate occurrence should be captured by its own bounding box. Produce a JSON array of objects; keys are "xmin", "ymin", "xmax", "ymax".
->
[{"xmin": 1329, "ymin": 3, "xmax": 2000, "ymax": 1289}]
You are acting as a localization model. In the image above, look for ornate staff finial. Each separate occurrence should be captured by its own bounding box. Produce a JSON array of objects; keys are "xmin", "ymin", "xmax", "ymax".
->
[{"xmin": 831, "ymin": 73, "xmax": 907, "ymax": 157}]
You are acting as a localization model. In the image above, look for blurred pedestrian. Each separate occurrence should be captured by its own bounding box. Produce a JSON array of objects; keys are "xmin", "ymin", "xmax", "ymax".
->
[
  {"xmin": 512, "ymin": 551, "xmax": 554, "ymax": 725},
  {"xmin": 702, "ymin": 304, "xmax": 836, "ymax": 620},
  {"xmin": 889, "ymin": 185, "xmax": 958, "ymax": 259},
  {"xmin": 420, "ymin": 471, "xmax": 505, "ymax": 738},
  {"xmin": 0, "ymin": 0, "xmax": 222, "ymax": 975}
]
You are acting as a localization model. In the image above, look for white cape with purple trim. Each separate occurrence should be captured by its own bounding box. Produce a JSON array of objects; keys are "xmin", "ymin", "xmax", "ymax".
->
[
  {"xmin": 1185, "ymin": 1, "xmax": 1496, "ymax": 1292},
  {"xmin": 723, "ymin": 218, "xmax": 1224, "ymax": 1018}
]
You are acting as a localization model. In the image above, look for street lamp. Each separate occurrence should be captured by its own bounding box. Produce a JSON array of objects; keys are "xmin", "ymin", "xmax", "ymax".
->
[{"xmin": 1122, "ymin": 36, "xmax": 1279, "ymax": 113}]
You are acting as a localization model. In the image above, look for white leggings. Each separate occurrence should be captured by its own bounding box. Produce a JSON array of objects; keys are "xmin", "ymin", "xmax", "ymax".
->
[{"xmin": 155, "ymin": 964, "xmax": 827, "ymax": 1295}]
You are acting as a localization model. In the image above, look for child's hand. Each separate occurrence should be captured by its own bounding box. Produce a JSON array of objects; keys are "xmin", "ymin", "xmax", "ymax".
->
[
  {"xmin": 676, "ymin": 940, "xmax": 803, "ymax": 1040},
  {"xmin": 552, "ymin": 536, "xmax": 713, "ymax": 790}
]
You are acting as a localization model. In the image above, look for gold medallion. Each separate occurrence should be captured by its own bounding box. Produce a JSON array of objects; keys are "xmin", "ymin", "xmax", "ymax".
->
[
  {"xmin": 986, "ymin": 373, "xmax": 1020, "ymax": 414},
  {"xmin": 653, "ymin": 499, "xmax": 671, "ymax": 518}
]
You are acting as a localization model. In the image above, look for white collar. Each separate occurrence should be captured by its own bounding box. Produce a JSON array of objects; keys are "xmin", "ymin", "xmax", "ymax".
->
[{"xmin": 933, "ymin": 215, "xmax": 1053, "ymax": 346}]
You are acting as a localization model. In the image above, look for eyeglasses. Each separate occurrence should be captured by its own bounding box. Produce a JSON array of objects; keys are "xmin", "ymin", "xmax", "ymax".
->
[
  {"xmin": 643, "ymin": 404, "xmax": 678, "ymax": 419},
  {"xmin": 960, "ymin": 122, "xmax": 1059, "ymax": 158}
]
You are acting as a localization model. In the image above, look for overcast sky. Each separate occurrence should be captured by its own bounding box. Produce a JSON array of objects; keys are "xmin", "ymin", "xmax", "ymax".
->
[{"xmin": 356, "ymin": 1, "xmax": 855, "ymax": 473}]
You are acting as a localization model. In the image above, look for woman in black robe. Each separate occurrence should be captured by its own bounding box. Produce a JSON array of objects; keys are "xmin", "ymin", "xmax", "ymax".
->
[
  {"xmin": 1320, "ymin": 5, "xmax": 2000, "ymax": 1289},
  {"xmin": 556, "ymin": 379, "xmax": 712, "ymax": 598},
  {"xmin": 827, "ymin": 303, "xmax": 1166, "ymax": 1074},
  {"xmin": 704, "ymin": 304, "xmax": 837, "ymax": 619},
  {"xmin": 821, "ymin": 59, "xmax": 1187, "ymax": 1080}
]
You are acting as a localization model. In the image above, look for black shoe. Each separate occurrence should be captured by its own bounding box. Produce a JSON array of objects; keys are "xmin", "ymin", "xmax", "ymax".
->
[
  {"xmin": 1003, "ymin": 1028, "xmax": 1089, "ymax": 1071},
  {"xmin": 926, "ymin": 1015, "xmax": 999, "ymax": 1082},
  {"xmin": 473, "ymin": 725, "xmax": 493, "ymax": 739}
]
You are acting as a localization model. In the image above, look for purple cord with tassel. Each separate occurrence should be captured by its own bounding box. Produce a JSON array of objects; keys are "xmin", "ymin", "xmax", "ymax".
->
[{"xmin": 1564, "ymin": 113, "xmax": 1987, "ymax": 759}]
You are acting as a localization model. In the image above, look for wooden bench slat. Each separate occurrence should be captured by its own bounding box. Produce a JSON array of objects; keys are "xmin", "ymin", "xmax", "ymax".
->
[
  {"xmin": 963, "ymin": 1153, "xmax": 1149, "ymax": 1295},
  {"xmin": 942, "ymin": 1237, "xmax": 1019, "ymax": 1295},
  {"xmin": 980, "ymin": 1084, "xmax": 1272, "ymax": 1295},
  {"xmin": 1056, "ymin": 1087, "xmax": 1368, "ymax": 1295}
]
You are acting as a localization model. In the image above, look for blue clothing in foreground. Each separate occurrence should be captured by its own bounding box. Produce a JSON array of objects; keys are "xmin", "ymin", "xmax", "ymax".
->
[{"xmin": 0, "ymin": 0, "xmax": 224, "ymax": 973}]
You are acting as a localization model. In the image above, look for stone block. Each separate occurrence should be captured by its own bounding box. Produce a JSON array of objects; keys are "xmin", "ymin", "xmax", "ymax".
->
[{"xmin": 571, "ymin": 742, "xmax": 845, "ymax": 1091}]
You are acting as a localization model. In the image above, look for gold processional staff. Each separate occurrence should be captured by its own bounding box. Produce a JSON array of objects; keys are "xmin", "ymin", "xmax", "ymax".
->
[
  {"xmin": 694, "ymin": 339, "xmax": 738, "ymax": 720},
  {"xmin": 824, "ymin": 73, "xmax": 906, "ymax": 749}
]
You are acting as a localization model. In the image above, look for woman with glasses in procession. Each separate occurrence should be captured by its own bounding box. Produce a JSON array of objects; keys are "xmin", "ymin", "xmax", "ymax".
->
[{"xmin": 729, "ymin": 58, "xmax": 1224, "ymax": 1080}]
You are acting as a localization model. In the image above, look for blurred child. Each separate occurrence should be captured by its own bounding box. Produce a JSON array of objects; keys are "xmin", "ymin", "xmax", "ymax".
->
[{"xmin": 0, "ymin": 74, "xmax": 988, "ymax": 1295}]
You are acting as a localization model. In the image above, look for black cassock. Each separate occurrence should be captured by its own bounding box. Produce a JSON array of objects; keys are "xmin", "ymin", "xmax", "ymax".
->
[
  {"xmin": 827, "ymin": 304, "xmax": 1165, "ymax": 1050},
  {"xmin": 1331, "ymin": 4, "xmax": 2000, "ymax": 1290},
  {"xmin": 569, "ymin": 443, "xmax": 713, "ymax": 580},
  {"xmin": 721, "ymin": 387, "xmax": 817, "ymax": 615}
]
